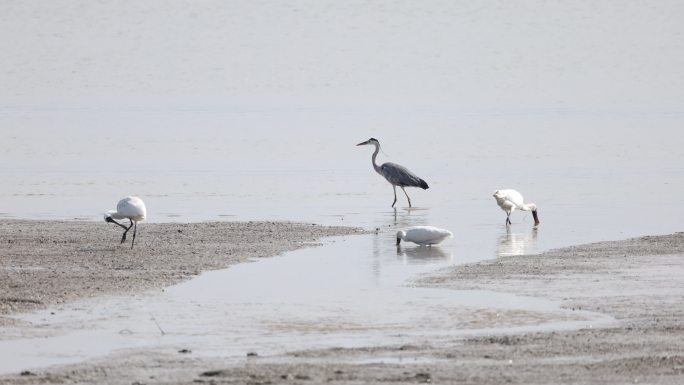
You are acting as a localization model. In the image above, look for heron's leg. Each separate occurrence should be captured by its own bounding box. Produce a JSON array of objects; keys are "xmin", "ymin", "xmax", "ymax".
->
[
  {"xmin": 131, "ymin": 221, "xmax": 137, "ymax": 249},
  {"xmin": 121, "ymin": 219, "xmax": 134, "ymax": 244},
  {"xmin": 401, "ymin": 187, "xmax": 412, "ymax": 208},
  {"xmin": 391, "ymin": 185, "xmax": 397, "ymax": 208},
  {"xmin": 506, "ymin": 212, "xmax": 511, "ymax": 225}
]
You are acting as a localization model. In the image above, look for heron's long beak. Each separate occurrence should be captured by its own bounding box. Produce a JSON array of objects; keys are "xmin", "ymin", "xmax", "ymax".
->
[
  {"xmin": 532, "ymin": 210, "xmax": 540, "ymax": 226},
  {"xmin": 356, "ymin": 140, "xmax": 370, "ymax": 146}
]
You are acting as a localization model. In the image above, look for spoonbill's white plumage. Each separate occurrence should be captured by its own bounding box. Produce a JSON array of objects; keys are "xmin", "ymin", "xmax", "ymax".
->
[
  {"xmin": 357, "ymin": 138, "xmax": 429, "ymax": 208},
  {"xmin": 396, "ymin": 226, "xmax": 453, "ymax": 246},
  {"xmin": 104, "ymin": 196, "xmax": 146, "ymax": 249},
  {"xmin": 493, "ymin": 189, "xmax": 539, "ymax": 226}
]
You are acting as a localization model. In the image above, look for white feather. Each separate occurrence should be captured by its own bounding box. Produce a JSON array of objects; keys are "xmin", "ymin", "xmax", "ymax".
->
[
  {"xmin": 493, "ymin": 189, "xmax": 539, "ymax": 225},
  {"xmin": 397, "ymin": 226, "xmax": 453, "ymax": 246},
  {"xmin": 105, "ymin": 196, "xmax": 146, "ymax": 221}
]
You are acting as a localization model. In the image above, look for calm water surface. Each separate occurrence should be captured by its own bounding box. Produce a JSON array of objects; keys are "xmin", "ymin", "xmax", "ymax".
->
[
  {"xmin": 0, "ymin": 106, "xmax": 682, "ymax": 373},
  {"xmin": 2, "ymin": 106, "xmax": 682, "ymax": 252},
  {"xmin": 0, "ymin": 235, "xmax": 614, "ymax": 374},
  {"xmin": 2, "ymin": 0, "xmax": 684, "ymax": 375}
]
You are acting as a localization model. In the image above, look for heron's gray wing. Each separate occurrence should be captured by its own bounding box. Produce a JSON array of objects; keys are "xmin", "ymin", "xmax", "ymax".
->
[{"xmin": 380, "ymin": 162, "xmax": 429, "ymax": 189}]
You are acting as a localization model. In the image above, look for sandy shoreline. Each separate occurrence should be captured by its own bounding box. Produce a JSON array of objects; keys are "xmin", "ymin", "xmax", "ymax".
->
[
  {"xmin": 0, "ymin": 220, "xmax": 362, "ymax": 321},
  {"xmin": 1, "ymin": 221, "xmax": 683, "ymax": 384}
]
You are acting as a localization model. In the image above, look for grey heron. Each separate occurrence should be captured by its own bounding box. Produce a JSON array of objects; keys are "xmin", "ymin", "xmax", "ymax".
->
[
  {"xmin": 104, "ymin": 196, "xmax": 147, "ymax": 249},
  {"xmin": 357, "ymin": 138, "xmax": 429, "ymax": 208},
  {"xmin": 493, "ymin": 189, "xmax": 539, "ymax": 226}
]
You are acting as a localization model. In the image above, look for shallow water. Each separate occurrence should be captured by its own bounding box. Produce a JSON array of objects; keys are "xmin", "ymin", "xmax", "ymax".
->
[
  {"xmin": 2, "ymin": 96, "xmax": 684, "ymax": 378},
  {"xmin": 0, "ymin": 235, "xmax": 614, "ymax": 374},
  {"xmin": 2, "ymin": 107, "xmax": 683, "ymax": 250},
  {"xmin": 1, "ymin": 0, "xmax": 684, "ymax": 375},
  {"xmin": 1, "ymin": 108, "xmax": 683, "ymax": 374}
]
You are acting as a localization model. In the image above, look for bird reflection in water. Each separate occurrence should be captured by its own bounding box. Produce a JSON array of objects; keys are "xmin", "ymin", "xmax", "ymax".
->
[
  {"xmin": 396, "ymin": 244, "xmax": 453, "ymax": 265},
  {"xmin": 497, "ymin": 226, "xmax": 538, "ymax": 257},
  {"xmin": 389, "ymin": 206, "xmax": 428, "ymax": 227}
]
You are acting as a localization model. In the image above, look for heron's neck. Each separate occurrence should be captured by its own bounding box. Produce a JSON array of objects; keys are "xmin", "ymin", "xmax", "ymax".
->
[{"xmin": 371, "ymin": 143, "xmax": 382, "ymax": 174}]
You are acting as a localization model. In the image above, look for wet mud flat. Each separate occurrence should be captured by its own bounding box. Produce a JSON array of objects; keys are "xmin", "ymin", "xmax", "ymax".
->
[
  {"xmin": 1, "ymin": 227, "xmax": 684, "ymax": 384},
  {"xmin": 0, "ymin": 220, "xmax": 362, "ymax": 321}
]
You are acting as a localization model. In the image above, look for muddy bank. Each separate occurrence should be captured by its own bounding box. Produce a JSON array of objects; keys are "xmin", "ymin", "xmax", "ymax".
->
[
  {"xmin": 0, "ymin": 220, "xmax": 362, "ymax": 320},
  {"xmin": 1, "ymin": 231, "xmax": 684, "ymax": 384}
]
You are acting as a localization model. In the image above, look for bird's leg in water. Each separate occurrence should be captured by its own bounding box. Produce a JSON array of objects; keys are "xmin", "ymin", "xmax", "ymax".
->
[
  {"xmin": 506, "ymin": 212, "xmax": 511, "ymax": 226},
  {"xmin": 401, "ymin": 187, "xmax": 412, "ymax": 208},
  {"xmin": 131, "ymin": 221, "xmax": 138, "ymax": 249},
  {"xmin": 391, "ymin": 185, "xmax": 397, "ymax": 208},
  {"xmin": 121, "ymin": 219, "xmax": 134, "ymax": 244}
]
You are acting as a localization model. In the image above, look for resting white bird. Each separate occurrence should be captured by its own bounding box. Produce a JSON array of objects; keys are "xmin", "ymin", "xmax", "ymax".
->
[
  {"xmin": 104, "ymin": 196, "xmax": 147, "ymax": 249},
  {"xmin": 396, "ymin": 226, "xmax": 453, "ymax": 246},
  {"xmin": 493, "ymin": 189, "xmax": 539, "ymax": 226}
]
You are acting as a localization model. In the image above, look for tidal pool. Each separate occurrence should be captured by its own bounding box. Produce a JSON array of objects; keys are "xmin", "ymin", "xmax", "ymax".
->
[{"xmin": 0, "ymin": 234, "xmax": 613, "ymax": 374}]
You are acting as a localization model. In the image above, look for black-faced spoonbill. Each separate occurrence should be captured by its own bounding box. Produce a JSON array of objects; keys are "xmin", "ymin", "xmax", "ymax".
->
[
  {"xmin": 396, "ymin": 226, "xmax": 453, "ymax": 246},
  {"xmin": 104, "ymin": 196, "xmax": 147, "ymax": 249},
  {"xmin": 356, "ymin": 138, "xmax": 429, "ymax": 208},
  {"xmin": 493, "ymin": 189, "xmax": 539, "ymax": 226}
]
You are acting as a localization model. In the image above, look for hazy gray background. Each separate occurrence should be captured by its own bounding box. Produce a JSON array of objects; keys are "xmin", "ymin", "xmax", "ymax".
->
[{"xmin": 2, "ymin": 1, "xmax": 683, "ymax": 108}]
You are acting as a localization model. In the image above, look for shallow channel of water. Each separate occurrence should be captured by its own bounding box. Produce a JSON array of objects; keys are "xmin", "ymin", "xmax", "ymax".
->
[{"xmin": 0, "ymin": 234, "xmax": 613, "ymax": 374}]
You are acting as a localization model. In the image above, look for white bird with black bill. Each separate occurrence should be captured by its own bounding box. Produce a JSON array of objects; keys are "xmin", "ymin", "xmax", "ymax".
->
[
  {"xmin": 493, "ymin": 189, "xmax": 539, "ymax": 226},
  {"xmin": 104, "ymin": 196, "xmax": 147, "ymax": 249},
  {"xmin": 396, "ymin": 226, "xmax": 453, "ymax": 246}
]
